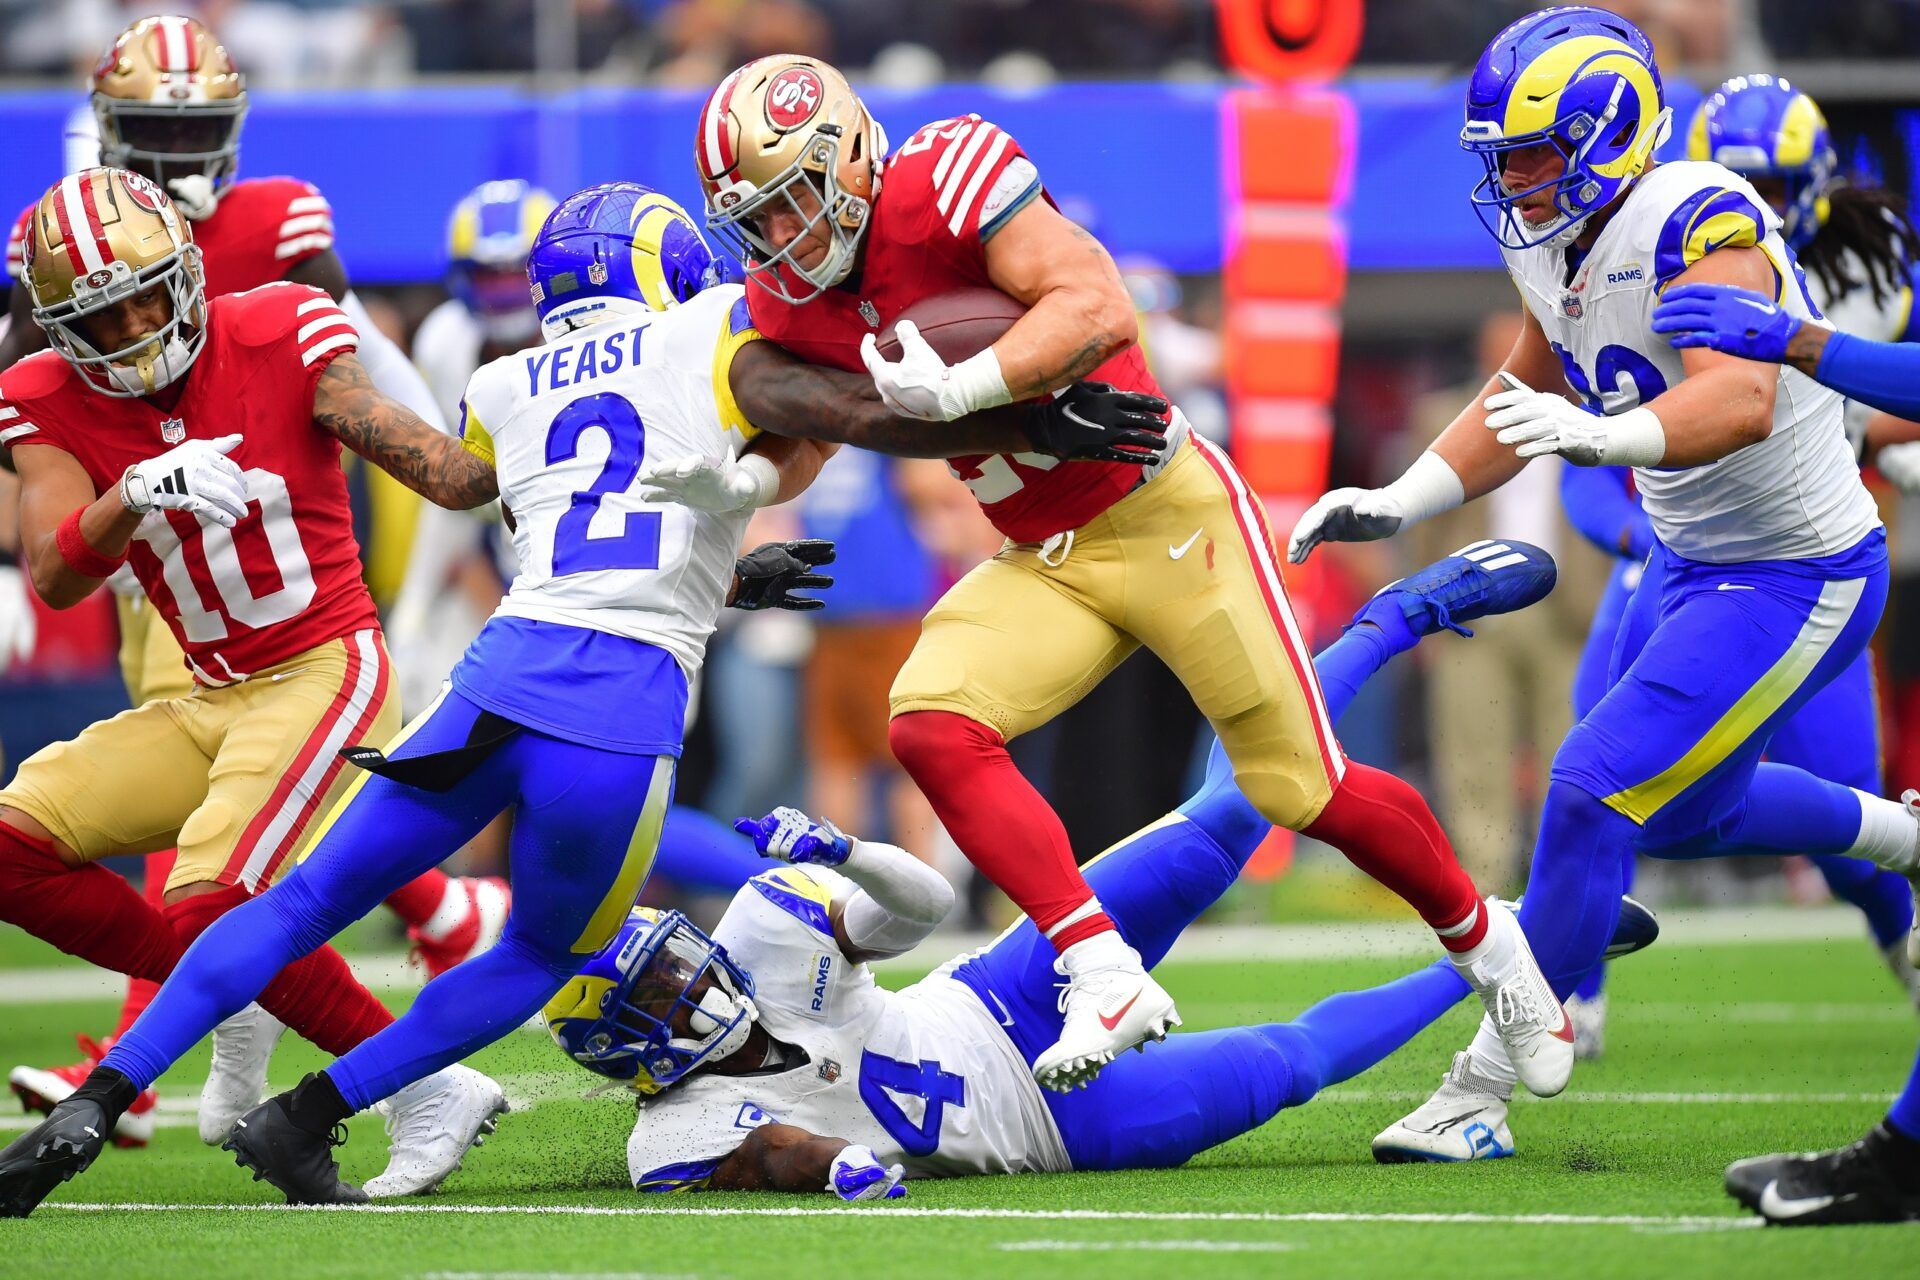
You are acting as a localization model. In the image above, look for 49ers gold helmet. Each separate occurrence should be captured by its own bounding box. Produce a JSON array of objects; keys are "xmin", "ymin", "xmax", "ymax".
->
[
  {"xmin": 22, "ymin": 168, "xmax": 207, "ymax": 398},
  {"xmin": 695, "ymin": 55, "xmax": 888, "ymax": 304},
  {"xmin": 92, "ymin": 15, "xmax": 248, "ymax": 207}
]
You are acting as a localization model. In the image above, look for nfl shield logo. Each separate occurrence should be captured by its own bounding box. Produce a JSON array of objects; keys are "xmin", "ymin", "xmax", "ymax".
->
[
  {"xmin": 859, "ymin": 300, "xmax": 880, "ymax": 328},
  {"xmin": 160, "ymin": 417, "xmax": 186, "ymax": 444},
  {"xmin": 588, "ymin": 261, "xmax": 609, "ymax": 286},
  {"xmin": 1560, "ymin": 291, "xmax": 1583, "ymax": 320}
]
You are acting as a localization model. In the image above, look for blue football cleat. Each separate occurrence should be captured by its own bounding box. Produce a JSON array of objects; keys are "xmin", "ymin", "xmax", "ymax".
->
[{"xmin": 1362, "ymin": 539, "xmax": 1558, "ymax": 638}]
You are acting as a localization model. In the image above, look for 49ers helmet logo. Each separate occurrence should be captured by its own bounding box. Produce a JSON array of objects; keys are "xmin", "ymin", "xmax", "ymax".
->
[
  {"xmin": 764, "ymin": 66, "xmax": 824, "ymax": 131},
  {"xmin": 121, "ymin": 171, "xmax": 168, "ymax": 214}
]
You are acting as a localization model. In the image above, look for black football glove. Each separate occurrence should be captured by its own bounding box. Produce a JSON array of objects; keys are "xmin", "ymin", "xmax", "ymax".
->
[
  {"xmin": 730, "ymin": 539, "xmax": 836, "ymax": 612},
  {"xmin": 1023, "ymin": 381, "xmax": 1172, "ymax": 464}
]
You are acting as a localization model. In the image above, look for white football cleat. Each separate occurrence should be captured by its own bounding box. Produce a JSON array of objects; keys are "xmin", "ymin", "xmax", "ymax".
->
[
  {"xmin": 198, "ymin": 1003, "xmax": 286, "ymax": 1145},
  {"xmin": 363, "ymin": 1063, "xmax": 508, "ymax": 1197},
  {"xmin": 1372, "ymin": 1051, "xmax": 1515, "ymax": 1163},
  {"xmin": 1032, "ymin": 936, "xmax": 1180, "ymax": 1094},
  {"xmin": 1566, "ymin": 991, "xmax": 1607, "ymax": 1061},
  {"xmin": 1456, "ymin": 901, "xmax": 1574, "ymax": 1097}
]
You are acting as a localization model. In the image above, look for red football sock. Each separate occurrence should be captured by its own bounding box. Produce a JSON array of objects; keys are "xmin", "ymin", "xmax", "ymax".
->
[
  {"xmin": 0, "ymin": 821, "xmax": 183, "ymax": 982},
  {"xmin": 382, "ymin": 867, "xmax": 450, "ymax": 928},
  {"xmin": 108, "ymin": 851, "xmax": 176, "ymax": 1042},
  {"xmin": 165, "ymin": 887, "xmax": 395, "ymax": 1056},
  {"xmin": 1302, "ymin": 762, "xmax": 1488, "ymax": 952},
  {"xmin": 889, "ymin": 710, "xmax": 1115, "ymax": 952}
]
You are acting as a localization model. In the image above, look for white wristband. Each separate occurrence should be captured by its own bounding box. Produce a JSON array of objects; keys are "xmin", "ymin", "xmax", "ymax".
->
[
  {"xmin": 737, "ymin": 452, "xmax": 781, "ymax": 509},
  {"xmin": 1597, "ymin": 406, "xmax": 1667, "ymax": 468},
  {"xmin": 1380, "ymin": 450, "xmax": 1465, "ymax": 526},
  {"xmin": 949, "ymin": 347, "xmax": 1012, "ymax": 416}
]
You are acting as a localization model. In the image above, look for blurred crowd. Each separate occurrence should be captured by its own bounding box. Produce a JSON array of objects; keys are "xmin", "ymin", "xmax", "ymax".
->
[{"xmin": 5, "ymin": 1, "xmax": 1920, "ymax": 86}]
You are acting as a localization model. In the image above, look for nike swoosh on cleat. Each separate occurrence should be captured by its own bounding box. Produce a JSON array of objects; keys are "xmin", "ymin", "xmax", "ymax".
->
[
  {"xmin": 1758, "ymin": 1181, "xmax": 1853, "ymax": 1219},
  {"xmin": 1412, "ymin": 1110, "xmax": 1493, "ymax": 1135},
  {"xmin": 1098, "ymin": 990, "xmax": 1143, "ymax": 1031},
  {"xmin": 1168, "ymin": 529, "xmax": 1203, "ymax": 560}
]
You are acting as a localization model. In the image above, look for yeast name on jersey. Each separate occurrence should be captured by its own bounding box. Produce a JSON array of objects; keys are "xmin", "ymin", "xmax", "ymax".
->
[
  {"xmin": 8, "ymin": 176, "xmax": 334, "ymax": 296},
  {"xmin": 745, "ymin": 115, "xmax": 1171, "ymax": 543},
  {"xmin": 0, "ymin": 282, "xmax": 374, "ymax": 683}
]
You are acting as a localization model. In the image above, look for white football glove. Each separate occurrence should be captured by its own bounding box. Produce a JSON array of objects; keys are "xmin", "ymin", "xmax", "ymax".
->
[
  {"xmin": 828, "ymin": 1145, "xmax": 907, "ymax": 1202},
  {"xmin": 638, "ymin": 448, "xmax": 779, "ymax": 513},
  {"xmin": 858, "ymin": 321, "xmax": 1010, "ymax": 422},
  {"xmin": 1877, "ymin": 441, "xmax": 1920, "ymax": 495},
  {"xmin": 1483, "ymin": 372, "xmax": 1665, "ymax": 467},
  {"xmin": 1287, "ymin": 486, "xmax": 1408, "ymax": 563},
  {"xmin": 165, "ymin": 174, "xmax": 219, "ymax": 221},
  {"xmin": 0, "ymin": 564, "xmax": 35, "ymax": 671},
  {"xmin": 119, "ymin": 434, "xmax": 248, "ymax": 528}
]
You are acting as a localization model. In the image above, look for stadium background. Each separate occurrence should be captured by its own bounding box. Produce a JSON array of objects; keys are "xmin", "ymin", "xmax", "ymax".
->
[{"xmin": 2, "ymin": 0, "xmax": 1919, "ymax": 931}]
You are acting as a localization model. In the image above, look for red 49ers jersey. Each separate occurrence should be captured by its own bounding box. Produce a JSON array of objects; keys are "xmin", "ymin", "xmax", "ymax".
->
[
  {"xmin": 0, "ymin": 283, "xmax": 373, "ymax": 683},
  {"xmin": 745, "ymin": 116, "xmax": 1170, "ymax": 543},
  {"xmin": 7, "ymin": 176, "xmax": 334, "ymax": 297}
]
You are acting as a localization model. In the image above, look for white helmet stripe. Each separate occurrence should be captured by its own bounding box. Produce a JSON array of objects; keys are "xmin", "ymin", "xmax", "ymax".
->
[
  {"xmin": 60, "ymin": 176, "xmax": 107, "ymax": 275},
  {"xmin": 702, "ymin": 66, "xmax": 745, "ymax": 178},
  {"xmin": 159, "ymin": 15, "xmax": 190, "ymax": 71}
]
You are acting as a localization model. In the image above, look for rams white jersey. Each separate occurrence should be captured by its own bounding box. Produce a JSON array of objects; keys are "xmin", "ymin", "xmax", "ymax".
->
[
  {"xmin": 1803, "ymin": 239, "xmax": 1920, "ymax": 455},
  {"xmin": 457, "ymin": 284, "xmax": 765, "ymax": 676},
  {"xmin": 625, "ymin": 867, "xmax": 1070, "ymax": 1189},
  {"xmin": 1504, "ymin": 161, "xmax": 1879, "ymax": 563}
]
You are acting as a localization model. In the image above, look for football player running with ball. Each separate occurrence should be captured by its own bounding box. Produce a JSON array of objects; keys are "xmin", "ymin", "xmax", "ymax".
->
[
  {"xmin": 0, "ymin": 181, "xmax": 1176, "ymax": 1214},
  {"xmin": 688, "ymin": 53, "xmax": 1565, "ymax": 1096},
  {"xmin": 1290, "ymin": 7, "xmax": 1920, "ymax": 1162}
]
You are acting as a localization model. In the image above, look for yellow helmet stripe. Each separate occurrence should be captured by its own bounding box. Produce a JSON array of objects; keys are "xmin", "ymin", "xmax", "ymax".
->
[
  {"xmin": 448, "ymin": 202, "xmax": 479, "ymax": 260},
  {"xmin": 1501, "ymin": 34, "xmax": 1659, "ymax": 152},
  {"xmin": 1773, "ymin": 93, "xmax": 1827, "ymax": 169},
  {"xmin": 630, "ymin": 194, "xmax": 692, "ymax": 310}
]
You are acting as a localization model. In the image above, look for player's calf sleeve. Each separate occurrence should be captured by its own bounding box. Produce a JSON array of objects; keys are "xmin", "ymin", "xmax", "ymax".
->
[
  {"xmin": 0, "ymin": 821, "xmax": 182, "ymax": 983},
  {"xmin": 382, "ymin": 867, "xmax": 452, "ymax": 929},
  {"xmin": 1889, "ymin": 1045, "xmax": 1920, "ymax": 1143},
  {"xmin": 888, "ymin": 710, "xmax": 1114, "ymax": 951},
  {"xmin": 326, "ymin": 931, "xmax": 571, "ymax": 1110},
  {"xmin": 1514, "ymin": 782, "xmax": 1634, "ymax": 997},
  {"xmin": 1301, "ymin": 763, "xmax": 1487, "ymax": 951},
  {"xmin": 1314, "ymin": 615, "xmax": 1416, "ymax": 724},
  {"xmin": 1277, "ymin": 960, "xmax": 1469, "ymax": 1100},
  {"xmin": 654, "ymin": 805, "xmax": 770, "ymax": 893},
  {"xmin": 1810, "ymin": 854, "xmax": 1915, "ymax": 952}
]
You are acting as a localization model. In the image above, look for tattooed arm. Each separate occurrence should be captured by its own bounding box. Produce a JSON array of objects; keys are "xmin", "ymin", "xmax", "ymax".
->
[
  {"xmin": 980, "ymin": 198, "xmax": 1138, "ymax": 400},
  {"xmin": 313, "ymin": 353, "xmax": 498, "ymax": 509}
]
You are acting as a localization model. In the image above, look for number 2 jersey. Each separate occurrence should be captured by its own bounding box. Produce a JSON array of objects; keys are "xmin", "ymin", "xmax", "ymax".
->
[
  {"xmin": 743, "ymin": 115, "xmax": 1173, "ymax": 543},
  {"xmin": 0, "ymin": 283, "xmax": 372, "ymax": 683},
  {"xmin": 1503, "ymin": 160, "xmax": 1878, "ymax": 564},
  {"xmin": 625, "ymin": 866, "xmax": 1070, "ymax": 1189},
  {"xmin": 455, "ymin": 284, "xmax": 764, "ymax": 682}
]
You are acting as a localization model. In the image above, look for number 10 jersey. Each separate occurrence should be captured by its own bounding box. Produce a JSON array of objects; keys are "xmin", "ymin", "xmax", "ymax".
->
[{"xmin": 457, "ymin": 284, "xmax": 765, "ymax": 678}]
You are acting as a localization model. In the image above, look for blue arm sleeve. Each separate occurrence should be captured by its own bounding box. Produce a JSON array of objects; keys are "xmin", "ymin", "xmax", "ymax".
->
[
  {"xmin": 1814, "ymin": 330, "xmax": 1920, "ymax": 421},
  {"xmin": 1559, "ymin": 464, "xmax": 1654, "ymax": 561}
]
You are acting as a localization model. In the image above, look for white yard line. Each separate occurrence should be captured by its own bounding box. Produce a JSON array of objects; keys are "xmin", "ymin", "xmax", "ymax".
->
[
  {"xmin": 37, "ymin": 1203, "xmax": 1763, "ymax": 1229},
  {"xmin": 0, "ymin": 906, "xmax": 1872, "ymax": 1006},
  {"xmin": 999, "ymin": 1240, "xmax": 1300, "ymax": 1252}
]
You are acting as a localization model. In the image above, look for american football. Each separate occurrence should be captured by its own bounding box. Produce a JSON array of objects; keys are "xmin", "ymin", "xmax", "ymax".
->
[{"xmin": 1, "ymin": 4, "xmax": 1917, "ymax": 1278}]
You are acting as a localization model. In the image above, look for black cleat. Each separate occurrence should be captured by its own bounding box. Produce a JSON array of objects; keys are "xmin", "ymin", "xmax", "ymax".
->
[
  {"xmin": 1729, "ymin": 1124, "xmax": 1920, "ymax": 1225},
  {"xmin": 0, "ymin": 1097, "xmax": 111, "ymax": 1217},
  {"xmin": 222, "ymin": 1095, "xmax": 369, "ymax": 1206}
]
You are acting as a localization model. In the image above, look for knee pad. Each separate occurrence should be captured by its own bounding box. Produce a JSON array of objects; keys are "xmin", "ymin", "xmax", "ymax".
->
[{"xmin": 1233, "ymin": 767, "xmax": 1324, "ymax": 833}]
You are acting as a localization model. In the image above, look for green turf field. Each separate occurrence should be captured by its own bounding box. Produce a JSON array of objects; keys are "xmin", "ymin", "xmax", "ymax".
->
[{"xmin": 2, "ymin": 925, "xmax": 1914, "ymax": 1278}]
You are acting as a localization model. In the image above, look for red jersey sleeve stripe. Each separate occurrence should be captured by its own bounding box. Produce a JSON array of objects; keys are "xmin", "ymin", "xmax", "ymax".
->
[
  {"xmin": 300, "ymin": 332, "xmax": 358, "ymax": 367},
  {"xmin": 935, "ymin": 124, "xmax": 1001, "ymax": 219},
  {"xmin": 0, "ymin": 423, "xmax": 38, "ymax": 446},
  {"xmin": 947, "ymin": 132, "xmax": 1014, "ymax": 237},
  {"xmin": 275, "ymin": 233, "xmax": 335, "ymax": 261},
  {"xmin": 277, "ymin": 214, "xmax": 333, "ymax": 238},
  {"xmin": 928, "ymin": 120, "xmax": 978, "ymax": 188}
]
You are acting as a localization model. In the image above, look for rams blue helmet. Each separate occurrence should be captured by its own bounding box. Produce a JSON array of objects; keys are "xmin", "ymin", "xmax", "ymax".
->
[
  {"xmin": 446, "ymin": 179, "xmax": 556, "ymax": 339},
  {"xmin": 528, "ymin": 182, "xmax": 722, "ymax": 340},
  {"xmin": 542, "ymin": 907, "xmax": 758, "ymax": 1095},
  {"xmin": 1461, "ymin": 6, "xmax": 1671, "ymax": 250},
  {"xmin": 1687, "ymin": 75, "xmax": 1836, "ymax": 254}
]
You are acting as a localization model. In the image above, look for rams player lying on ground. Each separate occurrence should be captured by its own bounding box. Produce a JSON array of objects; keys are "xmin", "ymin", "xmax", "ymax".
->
[{"xmin": 545, "ymin": 541, "xmax": 1659, "ymax": 1197}]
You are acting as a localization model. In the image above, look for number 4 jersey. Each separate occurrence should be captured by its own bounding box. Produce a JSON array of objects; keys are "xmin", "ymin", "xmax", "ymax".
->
[
  {"xmin": 0, "ymin": 281, "xmax": 373, "ymax": 684},
  {"xmin": 1504, "ymin": 159, "xmax": 1877, "ymax": 564},
  {"xmin": 456, "ymin": 284, "xmax": 763, "ymax": 680},
  {"xmin": 626, "ymin": 866, "xmax": 1070, "ymax": 1189}
]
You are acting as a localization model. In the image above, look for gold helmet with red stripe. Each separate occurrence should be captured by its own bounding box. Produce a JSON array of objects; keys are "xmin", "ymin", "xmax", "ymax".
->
[
  {"xmin": 22, "ymin": 168, "xmax": 207, "ymax": 397},
  {"xmin": 92, "ymin": 15, "xmax": 248, "ymax": 214},
  {"xmin": 695, "ymin": 54, "xmax": 888, "ymax": 304}
]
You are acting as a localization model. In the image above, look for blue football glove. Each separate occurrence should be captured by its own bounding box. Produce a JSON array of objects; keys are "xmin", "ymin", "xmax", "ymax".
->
[
  {"xmin": 828, "ymin": 1145, "xmax": 907, "ymax": 1202},
  {"xmin": 733, "ymin": 806, "xmax": 854, "ymax": 867},
  {"xmin": 1650, "ymin": 283, "xmax": 1801, "ymax": 363}
]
